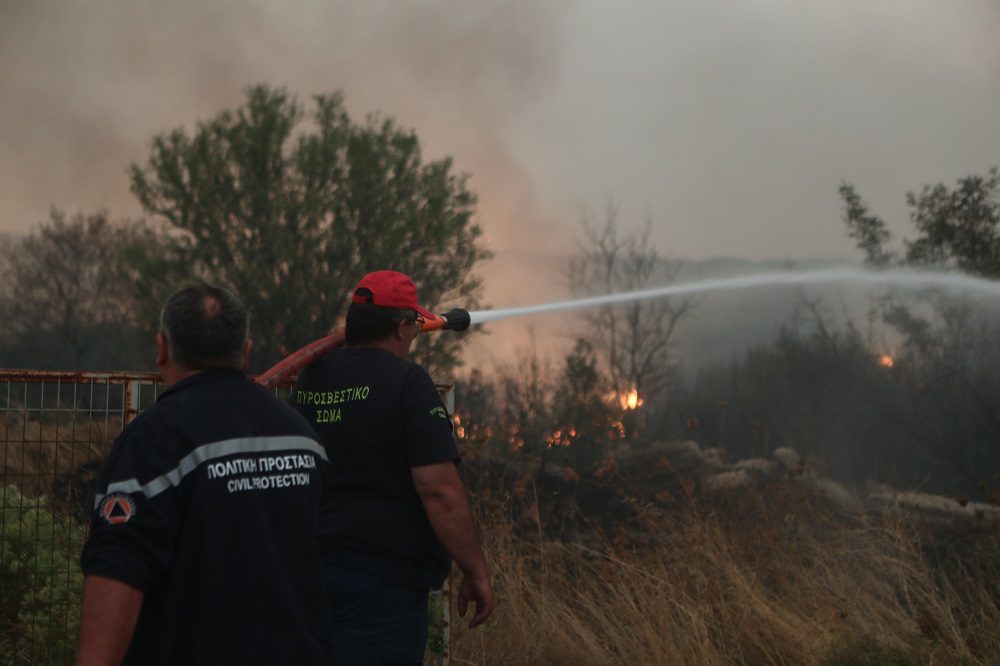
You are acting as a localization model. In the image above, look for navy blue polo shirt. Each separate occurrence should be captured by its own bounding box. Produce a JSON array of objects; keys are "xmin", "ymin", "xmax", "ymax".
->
[
  {"xmin": 81, "ymin": 368, "xmax": 334, "ymax": 666},
  {"xmin": 292, "ymin": 348, "xmax": 459, "ymax": 589}
]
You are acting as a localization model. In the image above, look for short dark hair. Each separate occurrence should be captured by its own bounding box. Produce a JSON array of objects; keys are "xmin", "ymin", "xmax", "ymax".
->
[
  {"xmin": 159, "ymin": 284, "xmax": 249, "ymax": 369},
  {"xmin": 344, "ymin": 303, "xmax": 416, "ymax": 346}
]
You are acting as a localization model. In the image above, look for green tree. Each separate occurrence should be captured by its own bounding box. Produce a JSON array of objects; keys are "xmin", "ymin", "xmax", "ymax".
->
[
  {"xmin": 129, "ymin": 84, "xmax": 491, "ymax": 375},
  {"xmin": 839, "ymin": 167, "xmax": 1000, "ymax": 276},
  {"xmin": 837, "ymin": 183, "xmax": 893, "ymax": 266},
  {"xmin": 709, "ymin": 171, "xmax": 1000, "ymax": 495},
  {"xmin": 0, "ymin": 210, "xmax": 154, "ymax": 370},
  {"xmin": 839, "ymin": 169, "xmax": 1000, "ymax": 447}
]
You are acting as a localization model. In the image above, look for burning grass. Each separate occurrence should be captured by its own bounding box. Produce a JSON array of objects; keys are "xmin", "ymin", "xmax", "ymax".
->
[{"xmin": 448, "ymin": 479, "xmax": 1000, "ymax": 665}]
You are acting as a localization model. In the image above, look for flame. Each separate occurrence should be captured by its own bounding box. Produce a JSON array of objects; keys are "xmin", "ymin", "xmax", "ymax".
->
[
  {"xmin": 619, "ymin": 389, "xmax": 643, "ymax": 411},
  {"xmin": 605, "ymin": 389, "xmax": 644, "ymax": 410},
  {"xmin": 546, "ymin": 427, "xmax": 575, "ymax": 448},
  {"xmin": 879, "ymin": 354, "xmax": 894, "ymax": 368}
]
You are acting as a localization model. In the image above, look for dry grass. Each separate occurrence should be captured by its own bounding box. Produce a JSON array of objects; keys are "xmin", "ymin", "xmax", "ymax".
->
[
  {"xmin": 5, "ymin": 414, "xmax": 998, "ymax": 664},
  {"xmin": 448, "ymin": 480, "xmax": 1000, "ymax": 665},
  {"xmin": 1, "ymin": 413, "xmax": 118, "ymax": 514}
]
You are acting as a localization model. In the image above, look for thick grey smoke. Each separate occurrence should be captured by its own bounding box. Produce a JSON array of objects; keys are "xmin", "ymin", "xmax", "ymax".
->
[
  {"xmin": 2, "ymin": 0, "xmax": 998, "ymax": 363},
  {"xmin": 0, "ymin": 0, "xmax": 571, "ymax": 248}
]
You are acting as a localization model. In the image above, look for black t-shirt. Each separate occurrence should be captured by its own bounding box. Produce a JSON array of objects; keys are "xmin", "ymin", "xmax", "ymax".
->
[
  {"xmin": 80, "ymin": 369, "xmax": 334, "ymax": 666},
  {"xmin": 292, "ymin": 347, "xmax": 459, "ymax": 588}
]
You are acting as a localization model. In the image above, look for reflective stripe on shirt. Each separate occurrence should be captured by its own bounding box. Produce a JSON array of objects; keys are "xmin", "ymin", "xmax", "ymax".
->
[{"xmin": 93, "ymin": 435, "xmax": 327, "ymax": 508}]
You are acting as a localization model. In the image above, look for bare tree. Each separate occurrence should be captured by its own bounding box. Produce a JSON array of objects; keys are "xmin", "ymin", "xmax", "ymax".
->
[{"xmin": 566, "ymin": 204, "xmax": 696, "ymax": 405}]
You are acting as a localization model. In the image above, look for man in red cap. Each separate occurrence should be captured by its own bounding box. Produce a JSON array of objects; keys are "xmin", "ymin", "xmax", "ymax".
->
[{"xmin": 292, "ymin": 270, "xmax": 494, "ymax": 665}]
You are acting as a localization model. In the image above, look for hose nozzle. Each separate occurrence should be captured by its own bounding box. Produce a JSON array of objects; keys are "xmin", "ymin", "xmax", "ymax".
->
[{"xmin": 420, "ymin": 308, "xmax": 471, "ymax": 332}]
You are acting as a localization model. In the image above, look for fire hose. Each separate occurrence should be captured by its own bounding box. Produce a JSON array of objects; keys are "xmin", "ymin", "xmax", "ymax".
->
[{"xmin": 255, "ymin": 308, "xmax": 472, "ymax": 389}]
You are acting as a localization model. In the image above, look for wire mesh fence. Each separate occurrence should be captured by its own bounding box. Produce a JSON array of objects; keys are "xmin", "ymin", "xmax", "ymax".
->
[
  {"xmin": 0, "ymin": 370, "xmax": 162, "ymax": 664},
  {"xmin": 0, "ymin": 369, "xmax": 454, "ymax": 665}
]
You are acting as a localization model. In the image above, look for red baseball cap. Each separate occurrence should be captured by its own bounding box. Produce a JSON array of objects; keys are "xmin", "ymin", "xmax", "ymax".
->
[{"xmin": 351, "ymin": 270, "xmax": 435, "ymax": 320}]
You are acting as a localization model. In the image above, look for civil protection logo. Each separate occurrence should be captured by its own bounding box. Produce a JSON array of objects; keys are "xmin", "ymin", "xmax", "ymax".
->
[{"xmin": 99, "ymin": 493, "xmax": 137, "ymax": 525}]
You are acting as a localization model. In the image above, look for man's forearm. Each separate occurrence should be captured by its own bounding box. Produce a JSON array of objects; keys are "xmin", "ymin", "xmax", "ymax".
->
[
  {"xmin": 413, "ymin": 462, "xmax": 495, "ymax": 626},
  {"xmin": 76, "ymin": 575, "xmax": 144, "ymax": 666},
  {"xmin": 421, "ymin": 485, "xmax": 488, "ymax": 578}
]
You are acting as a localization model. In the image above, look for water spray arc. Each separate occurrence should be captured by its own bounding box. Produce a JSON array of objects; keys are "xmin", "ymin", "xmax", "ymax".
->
[
  {"xmin": 257, "ymin": 267, "xmax": 1000, "ymax": 388},
  {"xmin": 466, "ymin": 267, "xmax": 1000, "ymax": 325}
]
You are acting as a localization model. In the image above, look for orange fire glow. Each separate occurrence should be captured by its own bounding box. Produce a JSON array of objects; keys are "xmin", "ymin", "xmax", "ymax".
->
[
  {"xmin": 620, "ymin": 389, "xmax": 643, "ymax": 411},
  {"xmin": 879, "ymin": 354, "xmax": 894, "ymax": 368},
  {"xmin": 545, "ymin": 428, "xmax": 574, "ymax": 448}
]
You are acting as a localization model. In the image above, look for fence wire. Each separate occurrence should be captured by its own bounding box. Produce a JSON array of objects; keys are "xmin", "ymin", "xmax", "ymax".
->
[
  {"xmin": 0, "ymin": 369, "xmax": 454, "ymax": 665},
  {"xmin": 0, "ymin": 371, "xmax": 161, "ymax": 664}
]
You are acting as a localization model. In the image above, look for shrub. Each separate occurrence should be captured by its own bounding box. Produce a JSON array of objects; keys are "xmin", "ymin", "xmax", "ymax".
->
[{"xmin": 0, "ymin": 485, "xmax": 84, "ymax": 665}]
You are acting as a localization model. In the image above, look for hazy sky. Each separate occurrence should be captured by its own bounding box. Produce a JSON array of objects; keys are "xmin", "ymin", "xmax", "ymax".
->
[{"xmin": 2, "ymin": 0, "xmax": 999, "ymax": 361}]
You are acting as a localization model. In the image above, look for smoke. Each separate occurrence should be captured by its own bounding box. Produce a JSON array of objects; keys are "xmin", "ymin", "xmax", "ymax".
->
[
  {"xmin": 0, "ymin": 1, "xmax": 579, "ymax": 360},
  {"xmin": 1, "ymin": 1, "xmax": 571, "ymax": 237},
  {"xmin": 2, "ymin": 0, "xmax": 999, "ymax": 366}
]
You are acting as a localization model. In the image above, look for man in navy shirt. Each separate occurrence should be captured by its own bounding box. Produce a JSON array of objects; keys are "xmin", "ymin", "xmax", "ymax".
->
[
  {"xmin": 77, "ymin": 284, "xmax": 334, "ymax": 666},
  {"xmin": 293, "ymin": 270, "xmax": 495, "ymax": 665}
]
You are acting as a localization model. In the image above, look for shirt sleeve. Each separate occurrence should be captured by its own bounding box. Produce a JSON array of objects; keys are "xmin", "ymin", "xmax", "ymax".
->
[
  {"xmin": 401, "ymin": 365, "xmax": 460, "ymax": 468},
  {"xmin": 80, "ymin": 419, "xmax": 181, "ymax": 591}
]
